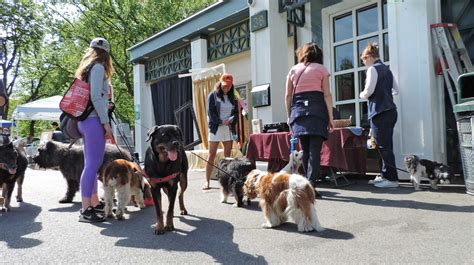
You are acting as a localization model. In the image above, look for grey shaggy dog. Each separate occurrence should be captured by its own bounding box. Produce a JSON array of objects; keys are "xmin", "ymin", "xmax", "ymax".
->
[
  {"xmin": 217, "ymin": 157, "xmax": 256, "ymax": 207},
  {"xmin": 33, "ymin": 141, "xmax": 132, "ymax": 203}
]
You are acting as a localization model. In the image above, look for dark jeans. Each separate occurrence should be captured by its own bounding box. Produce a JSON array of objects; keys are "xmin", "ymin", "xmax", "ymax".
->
[
  {"xmin": 370, "ymin": 109, "xmax": 398, "ymax": 181},
  {"xmin": 298, "ymin": 135, "xmax": 324, "ymax": 184}
]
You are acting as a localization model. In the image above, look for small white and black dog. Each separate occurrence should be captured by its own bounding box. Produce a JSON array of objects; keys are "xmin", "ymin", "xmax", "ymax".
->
[
  {"xmin": 281, "ymin": 150, "xmax": 303, "ymax": 174},
  {"xmin": 217, "ymin": 157, "xmax": 256, "ymax": 207},
  {"xmin": 404, "ymin": 155, "xmax": 452, "ymax": 190}
]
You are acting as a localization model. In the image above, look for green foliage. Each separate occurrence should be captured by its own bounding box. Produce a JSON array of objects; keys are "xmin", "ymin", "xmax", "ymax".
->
[
  {"xmin": 3, "ymin": 0, "xmax": 215, "ymax": 137},
  {"xmin": 0, "ymin": 1, "xmax": 49, "ymax": 118},
  {"xmin": 47, "ymin": 0, "xmax": 216, "ymax": 125}
]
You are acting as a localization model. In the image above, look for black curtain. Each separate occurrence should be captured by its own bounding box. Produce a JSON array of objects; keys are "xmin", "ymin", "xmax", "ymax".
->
[{"xmin": 150, "ymin": 75, "xmax": 193, "ymax": 146}]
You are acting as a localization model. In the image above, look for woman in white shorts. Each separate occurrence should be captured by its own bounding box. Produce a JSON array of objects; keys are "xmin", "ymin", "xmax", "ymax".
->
[{"xmin": 204, "ymin": 73, "xmax": 238, "ymax": 190}]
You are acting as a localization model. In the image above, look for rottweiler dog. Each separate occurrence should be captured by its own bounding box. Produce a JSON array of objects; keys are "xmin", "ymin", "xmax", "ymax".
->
[{"xmin": 144, "ymin": 125, "xmax": 188, "ymax": 235}]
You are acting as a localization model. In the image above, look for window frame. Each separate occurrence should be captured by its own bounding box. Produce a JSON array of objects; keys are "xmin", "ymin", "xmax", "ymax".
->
[{"xmin": 329, "ymin": 0, "xmax": 389, "ymax": 127}]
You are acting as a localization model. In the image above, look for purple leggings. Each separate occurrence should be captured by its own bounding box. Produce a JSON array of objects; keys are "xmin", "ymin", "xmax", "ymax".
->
[{"xmin": 78, "ymin": 117, "xmax": 105, "ymax": 198}]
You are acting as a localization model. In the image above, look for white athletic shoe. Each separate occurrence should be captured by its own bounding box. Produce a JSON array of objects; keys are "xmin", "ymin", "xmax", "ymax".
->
[
  {"xmin": 368, "ymin": 175, "xmax": 384, "ymax": 184},
  {"xmin": 374, "ymin": 179, "xmax": 399, "ymax": 188}
]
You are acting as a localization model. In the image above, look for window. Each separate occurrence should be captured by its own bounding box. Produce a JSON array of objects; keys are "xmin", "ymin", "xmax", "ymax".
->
[{"xmin": 330, "ymin": 0, "xmax": 389, "ymax": 127}]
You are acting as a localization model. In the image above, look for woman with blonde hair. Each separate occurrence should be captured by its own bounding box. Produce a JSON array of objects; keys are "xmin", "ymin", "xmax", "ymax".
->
[
  {"xmin": 360, "ymin": 42, "xmax": 399, "ymax": 188},
  {"xmin": 286, "ymin": 43, "xmax": 334, "ymax": 196},
  {"xmin": 76, "ymin": 38, "xmax": 114, "ymax": 222}
]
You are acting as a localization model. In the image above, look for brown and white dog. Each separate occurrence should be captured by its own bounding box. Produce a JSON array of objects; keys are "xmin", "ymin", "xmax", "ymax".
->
[
  {"xmin": 102, "ymin": 159, "xmax": 146, "ymax": 220},
  {"xmin": 243, "ymin": 170, "xmax": 325, "ymax": 232}
]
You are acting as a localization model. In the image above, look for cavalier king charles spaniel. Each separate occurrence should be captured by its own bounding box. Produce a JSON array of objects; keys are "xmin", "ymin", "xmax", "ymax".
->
[{"xmin": 244, "ymin": 170, "xmax": 325, "ymax": 232}]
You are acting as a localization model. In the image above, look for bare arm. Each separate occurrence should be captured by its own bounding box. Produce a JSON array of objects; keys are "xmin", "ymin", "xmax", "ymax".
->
[{"xmin": 322, "ymin": 75, "xmax": 334, "ymax": 131}]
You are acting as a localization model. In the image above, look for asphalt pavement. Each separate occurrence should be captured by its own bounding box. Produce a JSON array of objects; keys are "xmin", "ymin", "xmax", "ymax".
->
[{"xmin": 1, "ymin": 168, "xmax": 473, "ymax": 264}]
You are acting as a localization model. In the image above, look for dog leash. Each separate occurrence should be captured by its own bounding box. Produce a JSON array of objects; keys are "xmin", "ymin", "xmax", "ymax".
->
[
  {"xmin": 374, "ymin": 145, "xmax": 409, "ymax": 173},
  {"xmin": 188, "ymin": 151, "xmax": 244, "ymax": 183},
  {"xmin": 110, "ymin": 117, "xmax": 141, "ymax": 164},
  {"xmin": 109, "ymin": 115, "xmax": 149, "ymax": 195},
  {"xmin": 289, "ymin": 137, "xmax": 299, "ymax": 173},
  {"xmin": 112, "ymin": 108, "xmax": 243, "ymax": 182}
]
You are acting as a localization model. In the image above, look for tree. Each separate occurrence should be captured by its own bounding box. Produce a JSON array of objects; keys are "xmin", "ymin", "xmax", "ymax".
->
[
  {"xmin": 3, "ymin": 0, "xmax": 215, "ymax": 136},
  {"xmin": 48, "ymin": 0, "xmax": 215, "ymax": 124},
  {"xmin": 0, "ymin": 1, "xmax": 47, "ymax": 119},
  {"xmin": 16, "ymin": 40, "xmax": 73, "ymax": 136}
]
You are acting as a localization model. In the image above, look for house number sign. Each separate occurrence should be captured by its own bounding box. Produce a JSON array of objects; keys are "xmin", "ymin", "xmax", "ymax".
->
[{"xmin": 250, "ymin": 10, "xmax": 268, "ymax": 32}]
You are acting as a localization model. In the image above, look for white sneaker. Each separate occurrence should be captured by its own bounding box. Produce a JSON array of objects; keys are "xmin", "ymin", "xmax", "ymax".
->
[
  {"xmin": 374, "ymin": 179, "xmax": 399, "ymax": 188},
  {"xmin": 368, "ymin": 175, "xmax": 384, "ymax": 184}
]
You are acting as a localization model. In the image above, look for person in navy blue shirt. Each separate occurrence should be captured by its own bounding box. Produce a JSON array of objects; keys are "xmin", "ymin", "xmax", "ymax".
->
[{"xmin": 360, "ymin": 43, "xmax": 400, "ymax": 188}]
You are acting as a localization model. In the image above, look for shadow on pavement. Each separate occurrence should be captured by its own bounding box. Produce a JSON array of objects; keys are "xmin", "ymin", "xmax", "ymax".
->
[
  {"xmin": 318, "ymin": 178, "xmax": 468, "ymax": 195},
  {"xmin": 49, "ymin": 203, "xmax": 81, "ymax": 213},
  {"xmin": 272, "ymin": 223, "xmax": 354, "ymax": 240},
  {"xmin": 96, "ymin": 211, "xmax": 267, "ymax": 264},
  {"xmin": 0, "ymin": 202, "xmax": 43, "ymax": 249},
  {"xmin": 319, "ymin": 189, "xmax": 474, "ymax": 213}
]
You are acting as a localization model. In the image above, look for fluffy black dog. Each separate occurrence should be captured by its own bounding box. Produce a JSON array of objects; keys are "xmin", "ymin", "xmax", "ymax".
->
[
  {"xmin": 217, "ymin": 157, "xmax": 256, "ymax": 207},
  {"xmin": 33, "ymin": 141, "xmax": 131, "ymax": 203},
  {"xmin": 0, "ymin": 142, "xmax": 28, "ymax": 211},
  {"xmin": 144, "ymin": 125, "xmax": 188, "ymax": 235},
  {"xmin": 404, "ymin": 155, "xmax": 452, "ymax": 190}
]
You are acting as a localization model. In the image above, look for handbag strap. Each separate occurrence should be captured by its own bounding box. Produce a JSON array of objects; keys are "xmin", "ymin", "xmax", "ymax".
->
[{"xmin": 291, "ymin": 63, "xmax": 309, "ymax": 105}]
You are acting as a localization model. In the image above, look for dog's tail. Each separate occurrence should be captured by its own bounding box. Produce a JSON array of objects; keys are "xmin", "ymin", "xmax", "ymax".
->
[{"xmin": 285, "ymin": 186, "xmax": 325, "ymax": 232}]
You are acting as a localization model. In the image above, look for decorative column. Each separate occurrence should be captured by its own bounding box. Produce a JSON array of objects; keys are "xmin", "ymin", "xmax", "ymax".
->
[
  {"xmin": 190, "ymin": 37, "xmax": 210, "ymax": 149},
  {"xmin": 249, "ymin": 0, "xmax": 289, "ymax": 124},
  {"xmin": 133, "ymin": 63, "xmax": 153, "ymax": 160},
  {"xmin": 191, "ymin": 37, "xmax": 209, "ymax": 70},
  {"xmin": 388, "ymin": 0, "xmax": 445, "ymax": 168}
]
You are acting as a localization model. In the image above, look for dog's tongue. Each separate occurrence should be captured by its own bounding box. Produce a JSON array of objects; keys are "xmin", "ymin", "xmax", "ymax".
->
[
  {"xmin": 8, "ymin": 168, "xmax": 16, "ymax": 174},
  {"xmin": 168, "ymin": 150, "xmax": 178, "ymax": 161}
]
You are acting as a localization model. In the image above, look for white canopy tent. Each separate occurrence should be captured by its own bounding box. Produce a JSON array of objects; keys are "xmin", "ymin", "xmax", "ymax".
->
[
  {"xmin": 1, "ymin": 119, "xmax": 13, "ymax": 128},
  {"xmin": 12, "ymin": 96, "xmax": 62, "ymax": 121}
]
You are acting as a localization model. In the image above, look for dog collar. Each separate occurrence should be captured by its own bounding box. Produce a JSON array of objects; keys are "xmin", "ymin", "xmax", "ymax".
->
[{"xmin": 143, "ymin": 170, "xmax": 179, "ymax": 184}]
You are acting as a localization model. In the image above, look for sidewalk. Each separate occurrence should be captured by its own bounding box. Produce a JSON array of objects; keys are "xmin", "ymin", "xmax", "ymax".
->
[{"xmin": 1, "ymin": 168, "xmax": 473, "ymax": 264}]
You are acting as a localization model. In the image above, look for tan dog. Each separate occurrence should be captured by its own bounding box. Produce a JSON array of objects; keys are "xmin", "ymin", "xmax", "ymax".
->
[
  {"xmin": 102, "ymin": 159, "xmax": 146, "ymax": 220},
  {"xmin": 244, "ymin": 170, "xmax": 325, "ymax": 232}
]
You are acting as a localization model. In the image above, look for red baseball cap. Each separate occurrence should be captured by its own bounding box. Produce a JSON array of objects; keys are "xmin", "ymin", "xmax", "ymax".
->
[{"xmin": 220, "ymin": 73, "xmax": 233, "ymax": 86}]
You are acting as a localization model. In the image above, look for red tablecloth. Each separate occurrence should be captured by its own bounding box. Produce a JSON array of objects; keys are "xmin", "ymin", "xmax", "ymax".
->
[{"xmin": 245, "ymin": 128, "xmax": 367, "ymax": 175}]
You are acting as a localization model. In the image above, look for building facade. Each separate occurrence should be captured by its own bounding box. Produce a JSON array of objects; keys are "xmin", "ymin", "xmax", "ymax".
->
[{"xmin": 129, "ymin": 0, "xmax": 473, "ymax": 179}]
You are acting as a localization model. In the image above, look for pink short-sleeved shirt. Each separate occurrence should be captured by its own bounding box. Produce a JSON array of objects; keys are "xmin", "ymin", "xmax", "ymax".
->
[{"xmin": 287, "ymin": 63, "xmax": 330, "ymax": 93}]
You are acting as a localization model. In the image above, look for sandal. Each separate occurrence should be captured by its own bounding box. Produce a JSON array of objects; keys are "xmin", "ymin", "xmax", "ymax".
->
[{"xmin": 202, "ymin": 183, "xmax": 211, "ymax": 191}]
